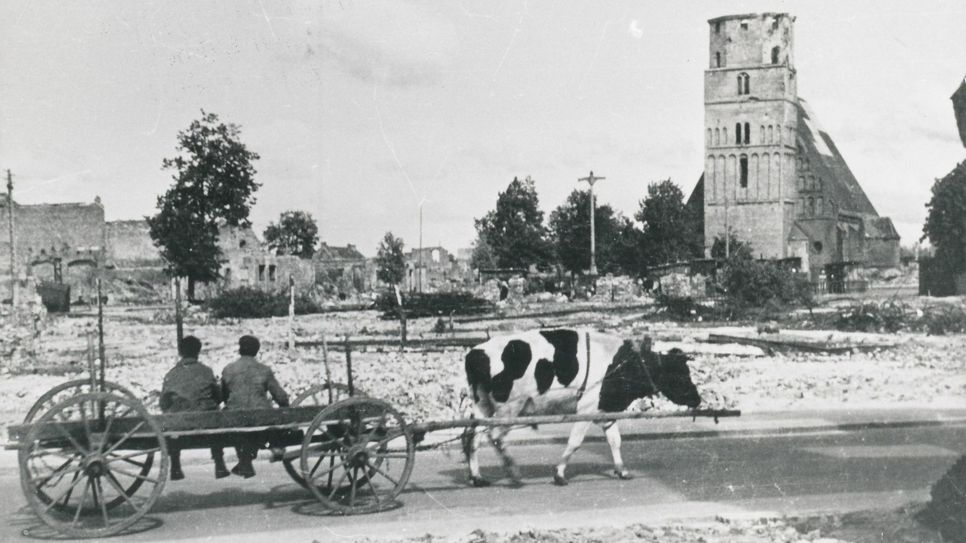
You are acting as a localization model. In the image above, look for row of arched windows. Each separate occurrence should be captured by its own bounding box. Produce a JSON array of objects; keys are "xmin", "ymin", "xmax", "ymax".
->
[
  {"xmin": 706, "ymin": 152, "xmax": 785, "ymax": 203},
  {"xmin": 706, "ymin": 123, "xmax": 786, "ymax": 146},
  {"xmin": 798, "ymin": 196, "xmax": 824, "ymax": 217},
  {"xmin": 797, "ymin": 174, "xmax": 823, "ymax": 192}
]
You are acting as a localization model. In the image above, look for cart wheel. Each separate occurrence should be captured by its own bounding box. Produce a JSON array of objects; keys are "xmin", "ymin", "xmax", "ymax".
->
[
  {"xmin": 24, "ymin": 379, "xmax": 138, "ymax": 423},
  {"xmin": 22, "ymin": 381, "xmax": 155, "ymax": 513},
  {"xmin": 300, "ymin": 397, "xmax": 414, "ymax": 514},
  {"xmin": 283, "ymin": 382, "xmax": 356, "ymax": 488},
  {"xmin": 19, "ymin": 392, "xmax": 168, "ymax": 539}
]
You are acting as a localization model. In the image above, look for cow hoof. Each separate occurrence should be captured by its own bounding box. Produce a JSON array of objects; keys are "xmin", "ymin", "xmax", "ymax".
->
[
  {"xmin": 552, "ymin": 473, "xmax": 568, "ymax": 486},
  {"xmin": 469, "ymin": 476, "xmax": 491, "ymax": 488},
  {"xmin": 615, "ymin": 470, "xmax": 634, "ymax": 480}
]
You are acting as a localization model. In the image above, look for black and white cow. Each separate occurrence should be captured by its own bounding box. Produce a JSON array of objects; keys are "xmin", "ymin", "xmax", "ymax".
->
[{"xmin": 463, "ymin": 328, "xmax": 701, "ymax": 486}]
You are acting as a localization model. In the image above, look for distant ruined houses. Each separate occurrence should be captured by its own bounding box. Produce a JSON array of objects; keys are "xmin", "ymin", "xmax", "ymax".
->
[{"xmin": 0, "ymin": 199, "xmax": 371, "ymax": 302}]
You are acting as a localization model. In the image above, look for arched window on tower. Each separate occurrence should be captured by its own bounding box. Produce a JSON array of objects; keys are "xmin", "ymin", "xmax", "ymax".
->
[
  {"xmin": 760, "ymin": 125, "xmax": 765, "ymax": 144},
  {"xmin": 771, "ymin": 46, "xmax": 780, "ymax": 65},
  {"xmin": 714, "ymin": 128, "xmax": 720, "ymax": 145},
  {"xmin": 723, "ymin": 127, "xmax": 728, "ymax": 143},
  {"xmin": 807, "ymin": 197, "xmax": 815, "ymax": 216},
  {"xmin": 735, "ymin": 123, "xmax": 742, "ymax": 144},
  {"xmin": 736, "ymin": 72, "xmax": 750, "ymax": 95},
  {"xmin": 707, "ymin": 128, "xmax": 712, "ymax": 146},
  {"xmin": 739, "ymin": 155, "xmax": 749, "ymax": 188},
  {"xmin": 743, "ymin": 122, "xmax": 750, "ymax": 144},
  {"xmin": 767, "ymin": 125, "xmax": 774, "ymax": 143},
  {"xmin": 715, "ymin": 51, "xmax": 721, "ymax": 68}
]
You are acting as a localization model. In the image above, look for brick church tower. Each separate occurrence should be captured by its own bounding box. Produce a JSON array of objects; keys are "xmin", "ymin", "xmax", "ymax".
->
[
  {"xmin": 703, "ymin": 13, "xmax": 800, "ymax": 261},
  {"xmin": 698, "ymin": 13, "xmax": 900, "ymax": 276}
]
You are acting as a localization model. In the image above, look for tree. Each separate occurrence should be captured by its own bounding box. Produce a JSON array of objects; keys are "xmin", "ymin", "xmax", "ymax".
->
[
  {"xmin": 474, "ymin": 176, "xmax": 551, "ymax": 270},
  {"xmin": 613, "ymin": 216, "xmax": 646, "ymax": 276},
  {"xmin": 263, "ymin": 210, "xmax": 319, "ymax": 258},
  {"xmin": 711, "ymin": 232, "xmax": 754, "ymax": 261},
  {"xmin": 469, "ymin": 234, "xmax": 497, "ymax": 270},
  {"xmin": 376, "ymin": 232, "xmax": 406, "ymax": 287},
  {"xmin": 548, "ymin": 189, "xmax": 627, "ymax": 275},
  {"xmin": 922, "ymin": 160, "xmax": 966, "ymax": 271},
  {"xmin": 147, "ymin": 111, "xmax": 261, "ymax": 299},
  {"xmin": 635, "ymin": 179, "xmax": 702, "ymax": 267}
]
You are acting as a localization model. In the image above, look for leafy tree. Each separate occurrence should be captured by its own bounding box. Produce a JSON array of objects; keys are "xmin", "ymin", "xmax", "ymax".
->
[
  {"xmin": 469, "ymin": 234, "xmax": 497, "ymax": 270},
  {"xmin": 474, "ymin": 176, "xmax": 551, "ymax": 270},
  {"xmin": 263, "ymin": 210, "xmax": 319, "ymax": 258},
  {"xmin": 147, "ymin": 111, "xmax": 260, "ymax": 299},
  {"xmin": 548, "ymin": 189, "xmax": 627, "ymax": 275},
  {"xmin": 711, "ymin": 232, "xmax": 754, "ymax": 261},
  {"xmin": 376, "ymin": 232, "xmax": 406, "ymax": 287},
  {"xmin": 635, "ymin": 179, "xmax": 702, "ymax": 267},
  {"xmin": 614, "ymin": 216, "xmax": 646, "ymax": 276},
  {"xmin": 922, "ymin": 160, "xmax": 966, "ymax": 271}
]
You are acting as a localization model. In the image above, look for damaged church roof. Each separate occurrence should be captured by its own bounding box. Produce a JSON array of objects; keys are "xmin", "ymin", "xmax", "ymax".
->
[
  {"xmin": 953, "ymin": 76, "xmax": 966, "ymax": 148},
  {"xmin": 796, "ymin": 99, "xmax": 879, "ymax": 217}
]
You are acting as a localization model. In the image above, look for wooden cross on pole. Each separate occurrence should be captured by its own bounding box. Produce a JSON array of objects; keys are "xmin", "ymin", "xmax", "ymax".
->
[{"xmin": 578, "ymin": 171, "xmax": 605, "ymax": 276}]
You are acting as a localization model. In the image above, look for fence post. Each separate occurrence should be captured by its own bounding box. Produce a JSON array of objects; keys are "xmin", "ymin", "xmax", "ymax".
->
[
  {"xmin": 174, "ymin": 277, "xmax": 183, "ymax": 345},
  {"xmin": 321, "ymin": 334, "xmax": 333, "ymax": 403},
  {"xmin": 344, "ymin": 336, "xmax": 354, "ymax": 397},
  {"xmin": 394, "ymin": 284, "xmax": 407, "ymax": 348},
  {"xmin": 288, "ymin": 275, "xmax": 295, "ymax": 350}
]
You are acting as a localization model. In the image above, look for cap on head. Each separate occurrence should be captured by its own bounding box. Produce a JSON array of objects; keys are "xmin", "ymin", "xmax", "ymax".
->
[
  {"xmin": 179, "ymin": 335, "xmax": 202, "ymax": 358},
  {"xmin": 239, "ymin": 335, "xmax": 260, "ymax": 357}
]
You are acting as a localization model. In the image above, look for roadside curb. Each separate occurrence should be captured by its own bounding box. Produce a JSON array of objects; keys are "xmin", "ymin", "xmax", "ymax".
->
[{"xmin": 418, "ymin": 413, "xmax": 966, "ymax": 449}]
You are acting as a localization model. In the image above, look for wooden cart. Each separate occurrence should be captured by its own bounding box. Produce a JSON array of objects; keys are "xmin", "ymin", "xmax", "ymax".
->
[{"xmin": 8, "ymin": 383, "xmax": 738, "ymax": 538}]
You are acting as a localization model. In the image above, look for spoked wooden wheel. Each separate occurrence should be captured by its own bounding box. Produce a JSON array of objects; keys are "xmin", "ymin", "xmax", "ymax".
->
[
  {"xmin": 300, "ymin": 397, "xmax": 414, "ymax": 514},
  {"xmin": 24, "ymin": 379, "xmax": 138, "ymax": 423},
  {"xmin": 283, "ymin": 382, "xmax": 355, "ymax": 488},
  {"xmin": 21, "ymin": 383, "xmax": 154, "ymax": 514},
  {"xmin": 19, "ymin": 392, "xmax": 168, "ymax": 538}
]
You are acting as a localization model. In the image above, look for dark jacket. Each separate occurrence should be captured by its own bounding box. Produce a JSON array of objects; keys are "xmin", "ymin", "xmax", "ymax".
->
[
  {"xmin": 221, "ymin": 355, "xmax": 290, "ymax": 410},
  {"xmin": 160, "ymin": 357, "xmax": 221, "ymax": 413}
]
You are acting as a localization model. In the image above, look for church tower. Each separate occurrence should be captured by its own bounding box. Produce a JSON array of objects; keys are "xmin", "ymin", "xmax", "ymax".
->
[{"xmin": 703, "ymin": 13, "xmax": 799, "ymax": 259}]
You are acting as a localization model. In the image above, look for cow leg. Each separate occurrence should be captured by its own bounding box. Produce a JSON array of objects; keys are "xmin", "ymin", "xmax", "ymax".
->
[
  {"xmin": 488, "ymin": 425, "xmax": 522, "ymax": 486},
  {"xmin": 553, "ymin": 421, "xmax": 592, "ymax": 486},
  {"xmin": 601, "ymin": 421, "xmax": 632, "ymax": 480},
  {"xmin": 463, "ymin": 424, "xmax": 490, "ymax": 487}
]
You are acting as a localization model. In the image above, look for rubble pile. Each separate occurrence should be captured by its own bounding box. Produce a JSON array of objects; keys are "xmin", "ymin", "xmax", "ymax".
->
[
  {"xmin": 591, "ymin": 275, "xmax": 651, "ymax": 304},
  {"xmin": 2, "ymin": 309, "xmax": 964, "ymax": 438},
  {"xmin": 657, "ymin": 273, "xmax": 708, "ymax": 299},
  {"xmin": 0, "ymin": 302, "xmax": 47, "ymax": 370},
  {"xmin": 362, "ymin": 517, "xmax": 852, "ymax": 543}
]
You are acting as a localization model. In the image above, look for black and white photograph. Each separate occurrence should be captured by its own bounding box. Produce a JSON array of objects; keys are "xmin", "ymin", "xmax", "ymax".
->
[{"xmin": 0, "ymin": 1, "xmax": 964, "ymax": 541}]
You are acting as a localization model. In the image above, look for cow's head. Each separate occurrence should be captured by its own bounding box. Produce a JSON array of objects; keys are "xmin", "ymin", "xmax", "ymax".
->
[{"xmin": 640, "ymin": 340, "xmax": 702, "ymax": 408}]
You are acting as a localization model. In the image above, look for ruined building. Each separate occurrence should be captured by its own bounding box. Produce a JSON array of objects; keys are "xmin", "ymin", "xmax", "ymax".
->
[
  {"xmin": 0, "ymin": 198, "xmax": 107, "ymax": 300},
  {"xmin": 693, "ymin": 13, "xmax": 900, "ymax": 277}
]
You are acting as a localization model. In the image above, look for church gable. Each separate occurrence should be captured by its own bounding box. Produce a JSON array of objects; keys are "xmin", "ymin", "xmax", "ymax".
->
[{"xmin": 796, "ymin": 99, "xmax": 878, "ymax": 217}]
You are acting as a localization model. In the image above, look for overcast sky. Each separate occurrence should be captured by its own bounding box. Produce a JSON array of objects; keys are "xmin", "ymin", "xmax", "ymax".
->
[{"xmin": 1, "ymin": 0, "xmax": 963, "ymax": 255}]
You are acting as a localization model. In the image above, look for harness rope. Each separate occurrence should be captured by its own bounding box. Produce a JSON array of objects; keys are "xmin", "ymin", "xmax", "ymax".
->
[{"xmin": 575, "ymin": 331, "xmax": 593, "ymax": 401}]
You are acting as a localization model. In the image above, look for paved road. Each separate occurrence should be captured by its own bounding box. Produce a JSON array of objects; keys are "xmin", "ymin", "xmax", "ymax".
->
[{"xmin": 2, "ymin": 410, "xmax": 964, "ymax": 542}]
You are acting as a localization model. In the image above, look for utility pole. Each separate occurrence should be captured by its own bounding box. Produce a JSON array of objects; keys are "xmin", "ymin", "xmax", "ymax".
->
[
  {"xmin": 6, "ymin": 170, "xmax": 16, "ymax": 307},
  {"xmin": 724, "ymin": 180, "xmax": 731, "ymax": 259},
  {"xmin": 578, "ymin": 171, "xmax": 605, "ymax": 276},
  {"xmin": 418, "ymin": 202, "xmax": 423, "ymax": 293}
]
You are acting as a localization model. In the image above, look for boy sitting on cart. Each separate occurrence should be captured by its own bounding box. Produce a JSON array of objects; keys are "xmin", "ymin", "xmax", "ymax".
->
[
  {"xmin": 221, "ymin": 335, "xmax": 290, "ymax": 478},
  {"xmin": 160, "ymin": 335, "xmax": 229, "ymax": 480}
]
